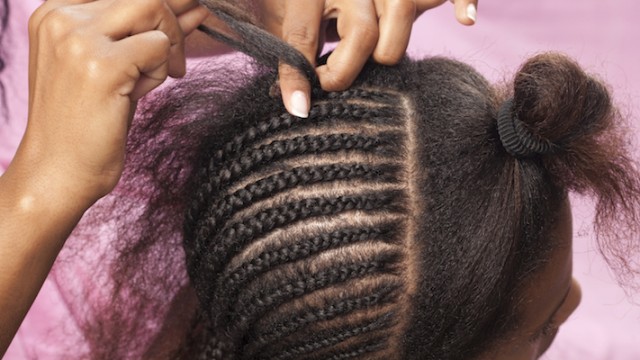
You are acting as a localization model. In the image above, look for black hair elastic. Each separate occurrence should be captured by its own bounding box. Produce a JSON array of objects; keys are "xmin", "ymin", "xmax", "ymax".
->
[{"xmin": 497, "ymin": 98, "xmax": 555, "ymax": 158}]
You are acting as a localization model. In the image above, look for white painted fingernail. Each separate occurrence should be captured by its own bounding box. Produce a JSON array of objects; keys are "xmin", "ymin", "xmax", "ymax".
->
[
  {"xmin": 466, "ymin": 3, "xmax": 477, "ymax": 23},
  {"xmin": 290, "ymin": 90, "xmax": 309, "ymax": 118}
]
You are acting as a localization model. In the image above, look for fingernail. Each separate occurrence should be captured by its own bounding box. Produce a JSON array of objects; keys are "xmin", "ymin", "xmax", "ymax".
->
[
  {"xmin": 290, "ymin": 90, "xmax": 309, "ymax": 118},
  {"xmin": 466, "ymin": 3, "xmax": 477, "ymax": 23}
]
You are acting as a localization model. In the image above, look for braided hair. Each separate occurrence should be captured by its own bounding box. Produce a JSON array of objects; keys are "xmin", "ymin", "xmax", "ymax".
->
[
  {"xmin": 60, "ymin": 2, "xmax": 640, "ymax": 359},
  {"xmin": 183, "ymin": 83, "xmax": 411, "ymax": 359}
]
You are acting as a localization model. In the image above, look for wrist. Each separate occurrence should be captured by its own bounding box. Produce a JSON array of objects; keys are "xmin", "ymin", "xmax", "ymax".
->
[
  {"xmin": 8, "ymin": 128, "xmax": 121, "ymax": 207},
  {"xmin": 0, "ymin": 152, "xmax": 99, "ymax": 221}
]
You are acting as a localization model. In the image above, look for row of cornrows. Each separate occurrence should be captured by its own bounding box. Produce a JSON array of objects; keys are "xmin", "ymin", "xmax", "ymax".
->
[{"xmin": 185, "ymin": 88, "xmax": 414, "ymax": 359}]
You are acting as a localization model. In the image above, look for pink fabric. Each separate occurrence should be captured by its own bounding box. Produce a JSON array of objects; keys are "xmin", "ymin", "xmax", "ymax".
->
[
  {"xmin": 3, "ymin": 1, "xmax": 640, "ymax": 358},
  {"xmin": 0, "ymin": 0, "xmax": 32, "ymax": 171}
]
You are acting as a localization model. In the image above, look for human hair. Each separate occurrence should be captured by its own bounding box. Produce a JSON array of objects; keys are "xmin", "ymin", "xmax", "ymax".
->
[{"xmin": 56, "ymin": 2, "xmax": 640, "ymax": 359}]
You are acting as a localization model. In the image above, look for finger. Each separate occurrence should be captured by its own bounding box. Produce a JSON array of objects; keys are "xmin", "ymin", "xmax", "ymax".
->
[
  {"xmin": 279, "ymin": 0, "xmax": 324, "ymax": 118},
  {"xmin": 114, "ymin": 30, "xmax": 172, "ymax": 101},
  {"xmin": 453, "ymin": 0, "xmax": 477, "ymax": 25},
  {"xmin": 165, "ymin": 0, "xmax": 201, "ymax": 16},
  {"xmin": 415, "ymin": 0, "xmax": 447, "ymax": 15},
  {"xmin": 177, "ymin": 5, "xmax": 210, "ymax": 36},
  {"xmin": 372, "ymin": 0, "xmax": 416, "ymax": 65},
  {"xmin": 98, "ymin": 0, "xmax": 186, "ymax": 78},
  {"xmin": 317, "ymin": 0, "xmax": 379, "ymax": 91}
]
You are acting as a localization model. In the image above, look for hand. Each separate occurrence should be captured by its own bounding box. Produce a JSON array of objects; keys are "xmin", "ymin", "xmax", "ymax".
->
[
  {"xmin": 261, "ymin": 0, "xmax": 479, "ymax": 118},
  {"xmin": 22, "ymin": 0, "xmax": 209, "ymax": 205}
]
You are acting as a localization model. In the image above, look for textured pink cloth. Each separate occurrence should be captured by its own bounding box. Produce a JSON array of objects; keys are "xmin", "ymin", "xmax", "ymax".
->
[
  {"xmin": 3, "ymin": 1, "xmax": 640, "ymax": 359},
  {"xmin": 0, "ymin": 0, "xmax": 31, "ymax": 171}
]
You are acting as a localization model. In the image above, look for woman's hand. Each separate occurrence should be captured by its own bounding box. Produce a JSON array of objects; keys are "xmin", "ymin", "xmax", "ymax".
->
[
  {"xmin": 23, "ymin": 0, "xmax": 208, "ymax": 205},
  {"xmin": 0, "ymin": 0, "xmax": 210, "ymax": 353},
  {"xmin": 262, "ymin": 0, "xmax": 478, "ymax": 118},
  {"xmin": 3, "ymin": 0, "xmax": 208, "ymax": 345}
]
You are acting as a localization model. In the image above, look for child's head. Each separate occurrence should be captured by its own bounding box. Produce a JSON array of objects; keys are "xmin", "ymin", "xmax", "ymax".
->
[{"xmin": 178, "ymin": 52, "xmax": 638, "ymax": 359}]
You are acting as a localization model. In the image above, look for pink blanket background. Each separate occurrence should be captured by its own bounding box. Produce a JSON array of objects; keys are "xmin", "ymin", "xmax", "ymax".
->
[{"xmin": 2, "ymin": 1, "xmax": 639, "ymax": 358}]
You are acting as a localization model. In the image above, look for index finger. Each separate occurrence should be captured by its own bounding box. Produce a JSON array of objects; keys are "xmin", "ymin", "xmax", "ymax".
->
[
  {"xmin": 372, "ymin": 0, "xmax": 416, "ymax": 65},
  {"xmin": 317, "ymin": 0, "xmax": 379, "ymax": 92},
  {"xmin": 98, "ymin": 0, "xmax": 186, "ymax": 77},
  {"xmin": 278, "ymin": 0, "xmax": 324, "ymax": 118}
]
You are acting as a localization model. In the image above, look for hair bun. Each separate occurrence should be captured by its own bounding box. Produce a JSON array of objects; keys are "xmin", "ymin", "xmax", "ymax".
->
[
  {"xmin": 507, "ymin": 53, "xmax": 640, "ymax": 281},
  {"xmin": 511, "ymin": 53, "xmax": 612, "ymax": 151}
]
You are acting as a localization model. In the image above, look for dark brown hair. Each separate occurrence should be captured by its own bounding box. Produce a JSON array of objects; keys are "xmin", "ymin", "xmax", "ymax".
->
[{"xmin": 55, "ymin": 2, "xmax": 640, "ymax": 359}]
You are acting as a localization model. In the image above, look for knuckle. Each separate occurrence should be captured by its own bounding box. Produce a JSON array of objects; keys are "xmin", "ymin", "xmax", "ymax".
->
[
  {"xmin": 158, "ymin": 32, "xmax": 173, "ymax": 49},
  {"xmin": 148, "ymin": 29, "xmax": 172, "ymax": 49},
  {"xmin": 37, "ymin": 8, "xmax": 74, "ymax": 41},
  {"xmin": 58, "ymin": 32, "xmax": 92, "ymax": 59},
  {"xmin": 148, "ymin": 0, "xmax": 172, "ymax": 17},
  {"xmin": 56, "ymin": 34, "xmax": 111, "ymax": 80},
  {"xmin": 321, "ymin": 71, "xmax": 352, "ymax": 92},
  {"xmin": 153, "ymin": 0, "xmax": 168, "ymax": 9},
  {"xmin": 373, "ymin": 49, "xmax": 403, "ymax": 65},
  {"xmin": 285, "ymin": 25, "xmax": 317, "ymax": 51},
  {"xmin": 392, "ymin": 0, "xmax": 417, "ymax": 18},
  {"xmin": 28, "ymin": 6, "xmax": 47, "ymax": 36},
  {"xmin": 352, "ymin": 25, "xmax": 379, "ymax": 51},
  {"xmin": 144, "ymin": 0, "xmax": 165, "ymax": 10}
]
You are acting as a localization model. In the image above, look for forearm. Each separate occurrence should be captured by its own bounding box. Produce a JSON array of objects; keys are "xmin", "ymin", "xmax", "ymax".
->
[
  {"xmin": 0, "ymin": 153, "xmax": 92, "ymax": 355},
  {"xmin": 0, "ymin": 0, "xmax": 208, "ymax": 353}
]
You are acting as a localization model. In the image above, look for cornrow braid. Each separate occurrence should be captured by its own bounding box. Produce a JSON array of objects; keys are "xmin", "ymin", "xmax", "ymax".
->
[
  {"xmin": 260, "ymin": 312, "xmax": 396, "ymax": 360},
  {"xmin": 191, "ymin": 191, "xmax": 404, "ymax": 312},
  {"xmin": 213, "ymin": 102, "xmax": 400, "ymax": 164},
  {"xmin": 183, "ymin": 85, "xmax": 416, "ymax": 359},
  {"xmin": 209, "ymin": 192, "xmax": 401, "ymax": 268},
  {"xmin": 185, "ymin": 131, "xmax": 400, "ymax": 241},
  {"xmin": 324, "ymin": 341, "xmax": 388, "ymax": 360},
  {"xmin": 185, "ymin": 100, "xmax": 401, "ymax": 229},
  {"xmin": 246, "ymin": 281, "xmax": 401, "ymax": 356},
  {"xmin": 220, "ymin": 225, "xmax": 397, "ymax": 294},
  {"xmin": 325, "ymin": 88, "xmax": 399, "ymax": 104},
  {"xmin": 204, "ymin": 163, "xmax": 402, "ymax": 241},
  {"xmin": 212, "ymin": 224, "xmax": 399, "ymax": 322},
  {"xmin": 228, "ymin": 251, "xmax": 401, "ymax": 335},
  {"xmin": 184, "ymin": 133, "xmax": 401, "ymax": 268},
  {"xmin": 198, "ymin": 334, "xmax": 232, "ymax": 360}
]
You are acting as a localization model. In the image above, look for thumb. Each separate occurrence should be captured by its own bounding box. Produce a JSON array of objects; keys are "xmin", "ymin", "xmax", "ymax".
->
[{"xmin": 114, "ymin": 30, "xmax": 172, "ymax": 101}]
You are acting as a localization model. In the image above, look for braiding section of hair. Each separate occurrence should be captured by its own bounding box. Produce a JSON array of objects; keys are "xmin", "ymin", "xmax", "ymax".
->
[
  {"xmin": 185, "ymin": 98, "xmax": 401, "ymax": 230},
  {"xmin": 183, "ymin": 87, "xmax": 420, "ymax": 359}
]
